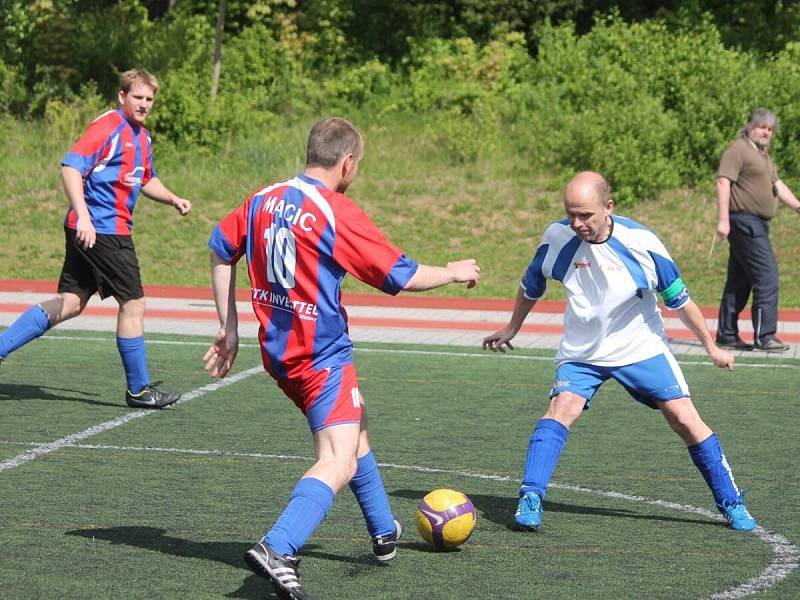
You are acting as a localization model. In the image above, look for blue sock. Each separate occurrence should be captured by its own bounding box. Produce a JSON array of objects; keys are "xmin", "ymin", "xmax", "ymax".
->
[
  {"xmin": 520, "ymin": 418, "xmax": 569, "ymax": 499},
  {"xmin": 116, "ymin": 336, "xmax": 150, "ymax": 394},
  {"xmin": 349, "ymin": 451, "xmax": 395, "ymax": 538},
  {"xmin": 265, "ymin": 477, "xmax": 335, "ymax": 556},
  {"xmin": 688, "ymin": 433, "xmax": 740, "ymax": 507},
  {"xmin": 0, "ymin": 305, "xmax": 51, "ymax": 358}
]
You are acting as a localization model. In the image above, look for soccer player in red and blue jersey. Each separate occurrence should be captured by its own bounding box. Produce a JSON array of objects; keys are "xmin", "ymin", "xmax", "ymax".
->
[
  {"xmin": 204, "ymin": 117, "xmax": 480, "ymax": 599},
  {"xmin": 0, "ymin": 68, "xmax": 191, "ymax": 408}
]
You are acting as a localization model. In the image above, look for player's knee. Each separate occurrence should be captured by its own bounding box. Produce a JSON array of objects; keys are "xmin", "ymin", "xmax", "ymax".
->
[
  {"xmin": 341, "ymin": 454, "xmax": 358, "ymax": 482},
  {"xmin": 544, "ymin": 393, "xmax": 585, "ymax": 427}
]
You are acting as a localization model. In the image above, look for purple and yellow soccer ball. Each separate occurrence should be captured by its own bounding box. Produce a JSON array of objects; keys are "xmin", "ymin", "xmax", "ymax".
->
[{"xmin": 415, "ymin": 488, "xmax": 477, "ymax": 550}]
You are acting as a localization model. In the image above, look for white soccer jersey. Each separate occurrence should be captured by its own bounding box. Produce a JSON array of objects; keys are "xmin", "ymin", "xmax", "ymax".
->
[{"xmin": 521, "ymin": 216, "xmax": 690, "ymax": 366}]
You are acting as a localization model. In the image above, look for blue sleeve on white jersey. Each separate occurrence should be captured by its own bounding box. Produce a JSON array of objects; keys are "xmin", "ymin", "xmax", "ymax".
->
[
  {"xmin": 381, "ymin": 254, "xmax": 420, "ymax": 295},
  {"xmin": 521, "ymin": 244, "xmax": 549, "ymax": 299},
  {"xmin": 649, "ymin": 251, "xmax": 690, "ymax": 309},
  {"xmin": 208, "ymin": 224, "xmax": 238, "ymax": 263}
]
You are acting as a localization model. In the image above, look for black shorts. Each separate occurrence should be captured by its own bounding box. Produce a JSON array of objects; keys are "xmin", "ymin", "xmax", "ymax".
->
[{"xmin": 57, "ymin": 227, "xmax": 144, "ymax": 301}]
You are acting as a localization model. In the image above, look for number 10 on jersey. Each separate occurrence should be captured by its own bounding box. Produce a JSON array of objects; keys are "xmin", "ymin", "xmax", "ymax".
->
[{"xmin": 264, "ymin": 224, "xmax": 297, "ymax": 288}]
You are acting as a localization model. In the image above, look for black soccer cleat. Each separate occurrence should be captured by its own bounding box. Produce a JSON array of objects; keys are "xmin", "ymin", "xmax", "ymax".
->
[
  {"xmin": 125, "ymin": 381, "xmax": 181, "ymax": 409},
  {"xmin": 244, "ymin": 541, "xmax": 315, "ymax": 600},
  {"xmin": 372, "ymin": 519, "xmax": 403, "ymax": 562}
]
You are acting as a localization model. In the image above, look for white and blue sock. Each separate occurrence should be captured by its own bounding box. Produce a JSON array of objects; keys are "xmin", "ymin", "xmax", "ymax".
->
[
  {"xmin": 0, "ymin": 305, "xmax": 51, "ymax": 358},
  {"xmin": 265, "ymin": 477, "xmax": 335, "ymax": 556},
  {"xmin": 688, "ymin": 433, "xmax": 740, "ymax": 506},
  {"xmin": 349, "ymin": 451, "xmax": 395, "ymax": 538},
  {"xmin": 520, "ymin": 418, "xmax": 569, "ymax": 499},
  {"xmin": 116, "ymin": 336, "xmax": 150, "ymax": 394}
]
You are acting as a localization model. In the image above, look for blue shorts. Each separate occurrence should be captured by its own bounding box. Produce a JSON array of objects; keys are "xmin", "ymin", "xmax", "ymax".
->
[{"xmin": 550, "ymin": 353, "xmax": 690, "ymax": 410}]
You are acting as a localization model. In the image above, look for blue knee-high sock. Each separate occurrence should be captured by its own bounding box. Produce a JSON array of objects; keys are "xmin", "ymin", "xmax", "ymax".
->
[
  {"xmin": 520, "ymin": 418, "xmax": 569, "ymax": 499},
  {"xmin": 688, "ymin": 433, "xmax": 741, "ymax": 507},
  {"xmin": 349, "ymin": 451, "xmax": 395, "ymax": 538},
  {"xmin": 116, "ymin": 336, "xmax": 150, "ymax": 394},
  {"xmin": 265, "ymin": 477, "xmax": 335, "ymax": 557},
  {"xmin": 0, "ymin": 305, "xmax": 51, "ymax": 358}
]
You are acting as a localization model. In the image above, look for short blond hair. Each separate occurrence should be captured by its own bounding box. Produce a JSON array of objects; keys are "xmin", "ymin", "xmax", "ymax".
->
[{"xmin": 119, "ymin": 68, "xmax": 159, "ymax": 94}]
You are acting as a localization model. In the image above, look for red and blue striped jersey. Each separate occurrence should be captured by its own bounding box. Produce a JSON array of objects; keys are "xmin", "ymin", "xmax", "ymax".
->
[
  {"xmin": 209, "ymin": 173, "xmax": 419, "ymax": 379},
  {"xmin": 61, "ymin": 109, "xmax": 157, "ymax": 235}
]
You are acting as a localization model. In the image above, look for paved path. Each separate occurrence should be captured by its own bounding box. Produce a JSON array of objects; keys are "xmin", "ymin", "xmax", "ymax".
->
[{"xmin": 2, "ymin": 279, "xmax": 799, "ymax": 360}]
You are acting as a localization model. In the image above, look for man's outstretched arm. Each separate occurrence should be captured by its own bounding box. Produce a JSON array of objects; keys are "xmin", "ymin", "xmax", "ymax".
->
[{"xmin": 403, "ymin": 259, "xmax": 480, "ymax": 292}]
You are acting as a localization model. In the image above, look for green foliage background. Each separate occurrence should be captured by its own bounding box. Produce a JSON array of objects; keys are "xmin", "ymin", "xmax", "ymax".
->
[{"xmin": 1, "ymin": 0, "xmax": 799, "ymax": 305}]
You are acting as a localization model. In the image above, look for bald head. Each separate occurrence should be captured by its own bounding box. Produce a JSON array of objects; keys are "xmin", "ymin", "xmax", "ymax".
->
[
  {"xmin": 564, "ymin": 171, "xmax": 614, "ymax": 242},
  {"xmin": 565, "ymin": 171, "xmax": 611, "ymax": 208}
]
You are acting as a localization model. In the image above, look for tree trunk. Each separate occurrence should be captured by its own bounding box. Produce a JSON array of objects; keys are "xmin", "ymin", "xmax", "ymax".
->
[{"xmin": 210, "ymin": 0, "xmax": 227, "ymax": 108}]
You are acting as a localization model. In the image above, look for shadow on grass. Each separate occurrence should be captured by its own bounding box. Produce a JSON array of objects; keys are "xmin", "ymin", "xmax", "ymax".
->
[
  {"xmin": 66, "ymin": 525, "xmax": 377, "ymax": 598},
  {"xmin": 390, "ymin": 488, "xmax": 719, "ymax": 531},
  {"xmin": 0, "ymin": 383, "xmax": 116, "ymax": 407}
]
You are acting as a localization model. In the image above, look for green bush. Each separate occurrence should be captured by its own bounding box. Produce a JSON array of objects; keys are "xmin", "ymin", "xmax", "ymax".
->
[
  {"xmin": 0, "ymin": 59, "xmax": 27, "ymax": 113},
  {"xmin": 43, "ymin": 81, "xmax": 106, "ymax": 143}
]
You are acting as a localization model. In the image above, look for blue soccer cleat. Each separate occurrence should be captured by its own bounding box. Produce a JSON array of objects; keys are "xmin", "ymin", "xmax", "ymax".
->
[
  {"xmin": 718, "ymin": 492, "xmax": 757, "ymax": 532},
  {"xmin": 515, "ymin": 491, "xmax": 543, "ymax": 530}
]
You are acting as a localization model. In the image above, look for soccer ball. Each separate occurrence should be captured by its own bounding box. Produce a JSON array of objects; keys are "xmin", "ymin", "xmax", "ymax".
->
[{"xmin": 415, "ymin": 488, "xmax": 477, "ymax": 550}]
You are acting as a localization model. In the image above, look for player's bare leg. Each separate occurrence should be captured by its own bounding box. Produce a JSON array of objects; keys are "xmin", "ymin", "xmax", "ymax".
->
[
  {"xmin": 39, "ymin": 291, "xmax": 91, "ymax": 325},
  {"xmin": 660, "ymin": 396, "xmax": 756, "ymax": 531},
  {"xmin": 543, "ymin": 391, "xmax": 587, "ymax": 429},
  {"xmin": 658, "ymin": 396, "xmax": 713, "ymax": 445}
]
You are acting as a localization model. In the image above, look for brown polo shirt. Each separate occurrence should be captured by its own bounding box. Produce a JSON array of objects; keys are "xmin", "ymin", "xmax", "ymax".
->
[{"xmin": 717, "ymin": 136, "xmax": 779, "ymax": 219}]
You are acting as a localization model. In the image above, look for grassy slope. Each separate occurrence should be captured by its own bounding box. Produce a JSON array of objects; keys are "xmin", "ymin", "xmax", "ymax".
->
[{"xmin": 1, "ymin": 113, "xmax": 798, "ymax": 307}]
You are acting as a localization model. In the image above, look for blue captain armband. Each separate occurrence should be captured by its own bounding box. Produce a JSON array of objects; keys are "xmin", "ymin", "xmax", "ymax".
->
[{"xmin": 660, "ymin": 277, "xmax": 690, "ymax": 309}]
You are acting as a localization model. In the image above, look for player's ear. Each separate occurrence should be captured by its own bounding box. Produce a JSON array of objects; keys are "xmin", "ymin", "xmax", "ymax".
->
[{"xmin": 342, "ymin": 154, "xmax": 354, "ymax": 177}]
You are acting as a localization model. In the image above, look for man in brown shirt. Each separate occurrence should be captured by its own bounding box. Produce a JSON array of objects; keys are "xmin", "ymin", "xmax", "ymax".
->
[{"xmin": 715, "ymin": 108, "xmax": 800, "ymax": 352}]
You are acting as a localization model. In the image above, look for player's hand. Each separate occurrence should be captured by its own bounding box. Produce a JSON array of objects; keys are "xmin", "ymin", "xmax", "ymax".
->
[
  {"xmin": 173, "ymin": 197, "xmax": 192, "ymax": 216},
  {"xmin": 709, "ymin": 345, "xmax": 735, "ymax": 371},
  {"xmin": 482, "ymin": 328, "xmax": 516, "ymax": 353},
  {"xmin": 75, "ymin": 217, "xmax": 96, "ymax": 249},
  {"xmin": 203, "ymin": 327, "xmax": 239, "ymax": 378},
  {"xmin": 447, "ymin": 259, "xmax": 480, "ymax": 289}
]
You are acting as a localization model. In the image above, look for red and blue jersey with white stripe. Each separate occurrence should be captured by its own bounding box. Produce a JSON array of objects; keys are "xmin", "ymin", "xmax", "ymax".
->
[
  {"xmin": 209, "ymin": 174, "xmax": 419, "ymax": 379},
  {"xmin": 61, "ymin": 109, "xmax": 157, "ymax": 235}
]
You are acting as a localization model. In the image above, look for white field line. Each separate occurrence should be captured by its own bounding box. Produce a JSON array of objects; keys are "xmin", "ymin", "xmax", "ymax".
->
[
  {"xmin": 0, "ymin": 366, "xmax": 263, "ymax": 473},
  {"xmin": 0, "ymin": 439, "xmax": 797, "ymax": 599},
  {"xmin": 32, "ymin": 334, "xmax": 800, "ymax": 369}
]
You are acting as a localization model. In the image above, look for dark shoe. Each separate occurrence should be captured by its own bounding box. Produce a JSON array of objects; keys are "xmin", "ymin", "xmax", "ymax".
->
[
  {"xmin": 244, "ymin": 541, "xmax": 314, "ymax": 600},
  {"xmin": 754, "ymin": 337, "xmax": 790, "ymax": 352},
  {"xmin": 125, "ymin": 381, "xmax": 181, "ymax": 409},
  {"xmin": 715, "ymin": 336, "xmax": 754, "ymax": 351},
  {"xmin": 372, "ymin": 519, "xmax": 403, "ymax": 562}
]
